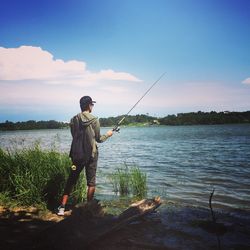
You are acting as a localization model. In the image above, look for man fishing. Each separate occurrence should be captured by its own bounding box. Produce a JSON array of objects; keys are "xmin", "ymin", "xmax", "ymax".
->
[
  {"xmin": 57, "ymin": 96, "xmax": 113, "ymax": 216},
  {"xmin": 57, "ymin": 73, "xmax": 165, "ymax": 216}
]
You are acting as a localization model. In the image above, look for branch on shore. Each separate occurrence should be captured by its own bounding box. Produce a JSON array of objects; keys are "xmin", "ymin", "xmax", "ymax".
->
[{"xmin": 35, "ymin": 197, "xmax": 161, "ymax": 250}]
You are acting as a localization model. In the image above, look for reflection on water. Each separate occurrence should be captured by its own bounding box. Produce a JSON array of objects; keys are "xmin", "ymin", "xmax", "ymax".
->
[{"xmin": 1, "ymin": 124, "xmax": 250, "ymax": 212}]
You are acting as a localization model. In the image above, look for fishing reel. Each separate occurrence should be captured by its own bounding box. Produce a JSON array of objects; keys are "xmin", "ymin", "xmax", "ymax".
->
[{"xmin": 112, "ymin": 126, "xmax": 120, "ymax": 133}]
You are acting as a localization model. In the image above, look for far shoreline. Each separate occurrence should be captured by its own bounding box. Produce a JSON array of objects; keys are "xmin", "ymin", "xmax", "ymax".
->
[
  {"xmin": 1, "ymin": 111, "xmax": 250, "ymax": 131},
  {"xmin": 1, "ymin": 122, "xmax": 250, "ymax": 132}
]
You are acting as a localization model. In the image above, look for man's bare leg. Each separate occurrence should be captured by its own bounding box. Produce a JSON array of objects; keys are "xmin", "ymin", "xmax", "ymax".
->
[
  {"xmin": 87, "ymin": 186, "xmax": 95, "ymax": 201},
  {"xmin": 61, "ymin": 195, "xmax": 69, "ymax": 206}
]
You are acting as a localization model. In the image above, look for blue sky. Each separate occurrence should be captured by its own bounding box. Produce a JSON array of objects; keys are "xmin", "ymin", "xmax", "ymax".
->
[{"xmin": 0, "ymin": 0, "xmax": 250, "ymax": 122}]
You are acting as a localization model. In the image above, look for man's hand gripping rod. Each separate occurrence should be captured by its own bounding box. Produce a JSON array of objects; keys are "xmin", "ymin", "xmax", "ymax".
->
[{"xmin": 112, "ymin": 72, "xmax": 166, "ymax": 132}]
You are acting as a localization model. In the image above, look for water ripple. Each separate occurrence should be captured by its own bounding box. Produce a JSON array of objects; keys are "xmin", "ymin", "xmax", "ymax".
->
[{"xmin": 1, "ymin": 124, "xmax": 250, "ymax": 211}]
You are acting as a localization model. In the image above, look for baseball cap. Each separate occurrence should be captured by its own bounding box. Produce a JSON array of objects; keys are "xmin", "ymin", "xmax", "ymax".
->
[
  {"xmin": 80, "ymin": 96, "xmax": 96, "ymax": 107},
  {"xmin": 80, "ymin": 95, "xmax": 95, "ymax": 110}
]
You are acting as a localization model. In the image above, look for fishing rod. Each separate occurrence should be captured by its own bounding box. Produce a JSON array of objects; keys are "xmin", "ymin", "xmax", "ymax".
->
[{"xmin": 113, "ymin": 72, "xmax": 166, "ymax": 132}]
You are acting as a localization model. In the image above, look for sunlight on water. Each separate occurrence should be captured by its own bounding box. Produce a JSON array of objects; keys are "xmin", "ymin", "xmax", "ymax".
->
[{"xmin": 1, "ymin": 124, "xmax": 250, "ymax": 211}]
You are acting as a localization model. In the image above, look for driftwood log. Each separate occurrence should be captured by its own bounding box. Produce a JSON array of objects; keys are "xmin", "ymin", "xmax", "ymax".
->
[{"xmin": 35, "ymin": 197, "xmax": 161, "ymax": 250}]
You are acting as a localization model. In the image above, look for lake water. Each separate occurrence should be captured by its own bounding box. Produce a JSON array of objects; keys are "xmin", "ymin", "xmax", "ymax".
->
[{"xmin": 1, "ymin": 124, "xmax": 250, "ymax": 212}]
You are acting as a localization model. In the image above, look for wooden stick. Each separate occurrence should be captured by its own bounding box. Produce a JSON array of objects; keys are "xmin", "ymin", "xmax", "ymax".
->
[{"xmin": 209, "ymin": 189, "xmax": 216, "ymax": 223}]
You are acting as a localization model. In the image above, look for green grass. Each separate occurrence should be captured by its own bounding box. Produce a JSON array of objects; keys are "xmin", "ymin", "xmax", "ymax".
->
[
  {"xmin": 109, "ymin": 165, "xmax": 130, "ymax": 196},
  {"xmin": 109, "ymin": 163, "xmax": 147, "ymax": 198},
  {"xmin": 130, "ymin": 166, "xmax": 147, "ymax": 198},
  {"xmin": 71, "ymin": 172, "xmax": 87, "ymax": 203},
  {"xmin": 0, "ymin": 144, "xmax": 87, "ymax": 208},
  {"xmin": 0, "ymin": 144, "xmax": 148, "ymax": 209}
]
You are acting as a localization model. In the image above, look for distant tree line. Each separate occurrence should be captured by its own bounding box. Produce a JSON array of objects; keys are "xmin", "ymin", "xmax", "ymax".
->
[
  {"xmin": 99, "ymin": 114, "xmax": 156, "ymax": 127},
  {"xmin": 0, "ymin": 120, "xmax": 69, "ymax": 131},
  {"xmin": 100, "ymin": 111, "xmax": 250, "ymax": 126},
  {"xmin": 0, "ymin": 111, "xmax": 249, "ymax": 130},
  {"xmin": 158, "ymin": 111, "xmax": 250, "ymax": 125}
]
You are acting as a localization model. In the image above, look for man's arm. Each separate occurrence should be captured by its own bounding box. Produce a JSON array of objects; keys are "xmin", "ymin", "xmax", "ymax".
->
[{"xmin": 92, "ymin": 119, "xmax": 113, "ymax": 143}]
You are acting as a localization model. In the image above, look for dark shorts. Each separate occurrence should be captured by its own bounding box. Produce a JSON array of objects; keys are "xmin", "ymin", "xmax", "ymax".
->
[
  {"xmin": 63, "ymin": 151, "xmax": 98, "ymax": 195},
  {"xmin": 74, "ymin": 151, "xmax": 98, "ymax": 187}
]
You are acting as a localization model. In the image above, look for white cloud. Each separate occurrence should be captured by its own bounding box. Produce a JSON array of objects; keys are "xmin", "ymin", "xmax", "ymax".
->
[
  {"xmin": 1, "ymin": 45, "xmax": 249, "ymax": 120},
  {"xmin": 242, "ymin": 77, "xmax": 250, "ymax": 84},
  {"xmin": 0, "ymin": 46, "xmax": 141, "ymax": 84},
  {"xmin": 133, "ymin": 81, "xmax": 250, "ymax": 114},
  {"xmin": 0, "ymin": 45, "xmax": 144, "ymax": 120}
]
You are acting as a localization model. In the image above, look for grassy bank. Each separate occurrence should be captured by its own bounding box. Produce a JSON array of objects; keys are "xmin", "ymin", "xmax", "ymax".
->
[
  {"xmin": 0, "ymin": 145, "xmax": 148, "ymax": 210},
  {"xmin": 0, "ymin": 145, "xmax": 86, "ymax": 209}
]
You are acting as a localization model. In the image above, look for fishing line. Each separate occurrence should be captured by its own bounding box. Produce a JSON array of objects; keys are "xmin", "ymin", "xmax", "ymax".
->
[{"xmin": 113, "ymin": 72, "xmax": 166, "ymax": 132}]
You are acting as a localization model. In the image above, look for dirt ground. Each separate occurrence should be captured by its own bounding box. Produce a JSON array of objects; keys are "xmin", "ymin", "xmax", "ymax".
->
[
  {"xmin": 0, "ymin": 205, "xmax": 62, "ymax": 250},
  {"xmin": 1, "ymin": 202, "xmax": 250, "ymax": 250},
  {"xmin": 0, "ymin": 204, "xmax": 167, "ymax": 250}
]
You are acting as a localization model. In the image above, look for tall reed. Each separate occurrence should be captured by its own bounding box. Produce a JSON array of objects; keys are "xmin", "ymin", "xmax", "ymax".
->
[
  {"xmin": 130, "ymin": 166, "xmax": 147, "ymax": 198},
  {"xmin": 109, "ymin": 165, "xmax": 130, "ymax": 196},
  {"xmin": 109, "ymin": 163, "xmax": 147, "ymax": 198}
]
